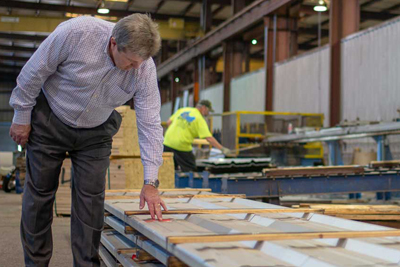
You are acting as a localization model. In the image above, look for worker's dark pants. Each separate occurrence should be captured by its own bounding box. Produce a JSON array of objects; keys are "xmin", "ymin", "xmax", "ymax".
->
[
  {"xmin": 163, "ymin": 145, "xmax": 196, "ymax": 172},
  {"xmin": 20, "ymin": 92, "xmax": 121, "ymax": 267}
]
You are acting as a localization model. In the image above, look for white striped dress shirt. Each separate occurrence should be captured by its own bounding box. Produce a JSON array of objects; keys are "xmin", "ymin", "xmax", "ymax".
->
[{"xmin": 9, "ymin": 16, "xmax": 163, "ymax": 181}]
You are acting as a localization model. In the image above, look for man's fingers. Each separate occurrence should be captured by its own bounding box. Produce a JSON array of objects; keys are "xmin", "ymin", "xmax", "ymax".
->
[
  {"xmin": 139, "ymin": 194, "xmax": 145, "ymax": 210},
  {"xmin": 160, "ymin": 199, "xmax": 168, "ymax": 211},
  {"xmin": 148, "ymin": 202, "xmax": 155, "ymax": 220},
  {"xmin": 155, "ymin": 203, "xmax": 163, "ymax": 221}
]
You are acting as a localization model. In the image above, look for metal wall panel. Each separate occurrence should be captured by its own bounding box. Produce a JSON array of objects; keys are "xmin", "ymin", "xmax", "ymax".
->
[
  {"xmin": 230, "ymin": 68, "xmax": 265, "ymax": 112},
  {"xmin": 160, "ymin": 102, "xmax": 172, "ymax": 122},
  {"xmin": 341, "ymin": 17, "xmax": 400, "ymax": 162},
  {"xmin": 200, "ymin": 83, "xmax": 223, "ymax": 131},
  {"xmin": 274, "ymin": 46, "xmax": 330, "ymax": 126},
  {"xmin": 342, "ymin": 17, "xmax": 400, "ymax": 122}
]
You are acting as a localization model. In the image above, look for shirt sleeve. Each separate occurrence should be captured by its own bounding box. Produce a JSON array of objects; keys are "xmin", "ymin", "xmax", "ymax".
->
[
  {"xmin": 9, "ymin": 21, "xmax": 73, "ymax": 125},
  {"xmin": 197, "ymin": 116, "xmax": 212, "ymax": 139},
  {"xmin": 133, "ymin": 58, "xmax": 164, "ymax": 181}
]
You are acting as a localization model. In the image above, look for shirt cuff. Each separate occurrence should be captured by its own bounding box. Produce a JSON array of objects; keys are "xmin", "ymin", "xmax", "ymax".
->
[
  {"xmin": 12, "ymin": 110, "xmax": 32, "ymax": 125},
  {"xmin": 143, "ymin": 165, "xmax": 159, "ymax": 181}
]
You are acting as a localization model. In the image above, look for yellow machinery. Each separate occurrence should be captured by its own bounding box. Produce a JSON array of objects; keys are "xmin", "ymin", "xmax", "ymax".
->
[{"xmin": 212, "ymin": 111, "xmax": 324, "ymax": 160}]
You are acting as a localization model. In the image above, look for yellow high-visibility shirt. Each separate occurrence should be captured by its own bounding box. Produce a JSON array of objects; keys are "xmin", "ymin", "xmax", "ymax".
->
[{"xmin": 163, "ymin": 107, "xmax": 212, "ymax": 152}]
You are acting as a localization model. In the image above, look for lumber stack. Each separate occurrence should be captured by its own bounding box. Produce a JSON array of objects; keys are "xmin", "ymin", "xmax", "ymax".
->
[
  {"xmin": 111, "ymin": 106, "xmax": 140, "ymax": 156},
  {"xmin": 108, "ymin": 152, "xmax": 175, "ymax": 189},
  {"xmin": 101, "ymin": 189, "xmax": 400, "ymax": 267}
]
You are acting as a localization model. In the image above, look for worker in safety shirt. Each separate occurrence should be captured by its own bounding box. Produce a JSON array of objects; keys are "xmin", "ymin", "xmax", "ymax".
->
[
  {"xmin": 9, "ymin": 14, "xmax": 166, "ymax": 267},
  {"xmin": 164, "ymin": 100, "xmax": 231, "ymax": 171}
]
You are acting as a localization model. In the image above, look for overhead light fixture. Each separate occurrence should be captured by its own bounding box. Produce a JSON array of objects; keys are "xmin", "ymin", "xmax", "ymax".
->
[
  {"xmin": 251, "ymin": 39, "xmax": 258, "ymax": 45},
  {"xmin": 97, "ymin": 1, "xmax": 110, "ymax": 14},
  {"xmin": 314, "ymin": 0, "xmax": 328, "ymax": 12},
  {"xmin": 175, "ymin": 77, "xmax": 180, "ymax": 83}
]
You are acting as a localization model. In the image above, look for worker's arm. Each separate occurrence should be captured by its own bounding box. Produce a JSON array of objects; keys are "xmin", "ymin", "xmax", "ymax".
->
[
  {"xmin": 205, "ymin": 136, "xmax": 231, "ymax": 155},
  {"xmin": 166, "ymin": 119, "xmax": 172, "ymax": 127},
  {"xmin": 9, "ymin": 21, "xmax": 73, "ymax": 146},
  {"xmin": 205, "ymin": 136, "xmax": 223, "ymax": 150},
  {"xmin": 133, "ymin": 58, "xmax": 167, "ymax": 221},
  {"xmin": 197, "ymin": 117, "xmax": 231, "ymax": 155}
]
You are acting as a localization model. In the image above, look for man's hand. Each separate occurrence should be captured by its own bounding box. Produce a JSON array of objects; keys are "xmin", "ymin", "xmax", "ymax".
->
[
  {"xmin": 139, "ymin": 185, "xmax": 168, "ymax": 221},
  {"xmin": 10, "ymin": 123, "xmax": 31, "ymax": 147}
]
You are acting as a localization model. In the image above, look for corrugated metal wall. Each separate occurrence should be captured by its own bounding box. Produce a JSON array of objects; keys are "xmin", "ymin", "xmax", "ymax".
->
[
  {"xmin": 200, "ymin": 83, "xmax": 224, "ymax": 130},
  {"xmin": 160, "ymin": 102, "xmax": 172, "ymax": 122},
  {"xmin": 274, "ymin": 45, "xmax": 330, "ymax": 126},
  {"xmin": 230, "ymin": 68, "xmax": 265, "ymax": 112},
  {"xmin": 341, "ymin": 17, "xmax": 400, "ymax": 122},
  {"xmin": 341, "ymin": 17, "xmax": 400, "ymax": 161}
]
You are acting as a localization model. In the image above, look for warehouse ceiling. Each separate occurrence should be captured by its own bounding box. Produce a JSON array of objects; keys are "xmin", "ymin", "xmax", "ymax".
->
[{"xmin": 0, "ymin": 0, "xmax": 400, "ymax": 80}]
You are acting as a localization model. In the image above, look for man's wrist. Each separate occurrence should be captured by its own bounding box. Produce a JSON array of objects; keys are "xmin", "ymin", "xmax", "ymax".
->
[{"xmin": 144, "ymin": 179, "xmax": 159, "ymax": 188}]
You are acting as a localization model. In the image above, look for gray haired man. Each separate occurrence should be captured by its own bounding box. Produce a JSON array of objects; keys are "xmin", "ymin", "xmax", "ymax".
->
[{"xmin": 9, "ymin": 14, "xmax": 166, "ymax": 266}]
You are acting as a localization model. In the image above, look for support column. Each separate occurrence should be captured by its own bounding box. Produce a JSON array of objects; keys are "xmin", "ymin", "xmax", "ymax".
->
[
  {"xmin": 170, "ymin": 72, "xmax": 179, "ymax": 113},
  {"xmin": 223, "ymin": 40, "xmax": 245, "ymax": 112},
  {"xmin": 201, "ymin": 0, "xmax": 212, "ymax": 33},
  {"xmin": 223, "ymin": 42, "xmax": 232, "ymax": 112},
  {"xmin": 330, "ymin": 0, "xmax": 360, "ymax": 126},
  {"xmin": 161, "ymin": 40, "xmax": 169, "ymax": 63},
  {"xmin": 264, "ymin": 16, "xmax": 298, "ymax": 111},
  {"xmin": 193, "ymin": 58, "xmax": 200, "ymax": 106}
]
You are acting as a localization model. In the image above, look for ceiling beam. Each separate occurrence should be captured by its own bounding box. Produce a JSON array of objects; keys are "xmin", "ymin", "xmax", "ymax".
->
[
  {"xmin": 0, "ymin": 44, "xmax": 36, "ymax": 53},
  {"xmin": 0, "ymin": 63, "xmax": 22, "ymax": 70},
  {"xmin": 162, "ymin": 0, "xmax": 230, "ymax": 5},
  {"xmin": 0, "ymin": 0, "xmax": 202, "ymax": 22},
  {"xmin": 298, "ymin": 28, "xmax": 329, "ymax": 36},
  {"xmin": 154, "ymin": 0, "xmax": 165, "ymax": 14},
  {"xmin": 361, "ymin": 10, "xmax": 399, "ymax": 21},
  {"xmin": 0, "ymin": 32, "xmax": 47, "ymax": 42},
  {"xmin": 181, "ymin": 2, "xmax": 196, "ymax": 16},
  {"xmin": 212, "ymin": 5, "xmax": 225, "ymax": 16},
  {"xmin": 0, "ymin": 55, "xmax": 30, "ymax": 62},
  {"xmin": 156, "ymin": 0, "xmax": 293, "ymax": 79}
]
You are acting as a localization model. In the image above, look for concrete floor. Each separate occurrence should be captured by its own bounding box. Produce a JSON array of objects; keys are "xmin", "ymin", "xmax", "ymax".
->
[{"xmin": 0, "ymin": 190, "xmax": 73, "ymax": 266}]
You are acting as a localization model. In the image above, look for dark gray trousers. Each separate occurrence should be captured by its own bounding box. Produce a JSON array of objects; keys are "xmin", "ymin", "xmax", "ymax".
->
[{"xmin": 20, "ymin": 93, "xmax": 122, "ymax": 267}]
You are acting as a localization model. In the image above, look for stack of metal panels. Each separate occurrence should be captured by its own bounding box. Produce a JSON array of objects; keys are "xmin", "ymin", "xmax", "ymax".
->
[
  {"xmin": 196, "ymin": 157, "xmax": 274, "ymax": 173},
  {"xmin": 101, "ymin": 189, "xmax": 400, "ymax": 267}
]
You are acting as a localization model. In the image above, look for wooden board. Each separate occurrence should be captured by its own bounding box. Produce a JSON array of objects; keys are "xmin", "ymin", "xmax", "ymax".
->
[
  {"xmin": 263, "ymin": 165, "xmax": 365, "ymax": 177},
  {"xmin": 167, "ymin": 230, "xmax": 400, "ymax": 244},
  {"xmin": 124, "ymin": 208, "xmax": 323, "ymax": 216},
  {"xmin": 295, "ymin": 204, "xmax": 400, "ymax": 221}
]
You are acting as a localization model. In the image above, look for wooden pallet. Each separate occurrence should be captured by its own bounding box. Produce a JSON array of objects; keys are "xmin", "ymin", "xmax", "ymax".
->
[
  {"xmin": 263, "ymin": 165, "xmax": 365, "ymax": 177},
  {"xmin": 102, "ymin": 190, "xmax": 400, "ymax": 267},
  {"xmin": 369, "ymin": 160, "xmax": 400, "ymax": 168}
]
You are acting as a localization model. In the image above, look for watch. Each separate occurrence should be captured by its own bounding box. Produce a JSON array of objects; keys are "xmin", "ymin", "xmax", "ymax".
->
[{"xmin": 144, "ymin": 179, "xmax": 160, "ymax": 188}]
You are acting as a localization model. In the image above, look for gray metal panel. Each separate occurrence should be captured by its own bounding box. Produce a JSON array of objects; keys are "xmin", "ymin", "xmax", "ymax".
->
[
  {"xmin": 274, "ymin": 46, "xmax": 330, "ymax": 126},
  {"xmin": 341, "ymin": 16, "xmax": 400, "ymax": 122},
  {"xmin": 160, "ymin": 101, "xmax": 172, "ymax": 122},
  {"xmin": 200, "ymin": 83, "xmax": 223, "ymax": 131},
  {"xmin": 230, "ymin": 68, "xmax": 265, "ymax": 112}
]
